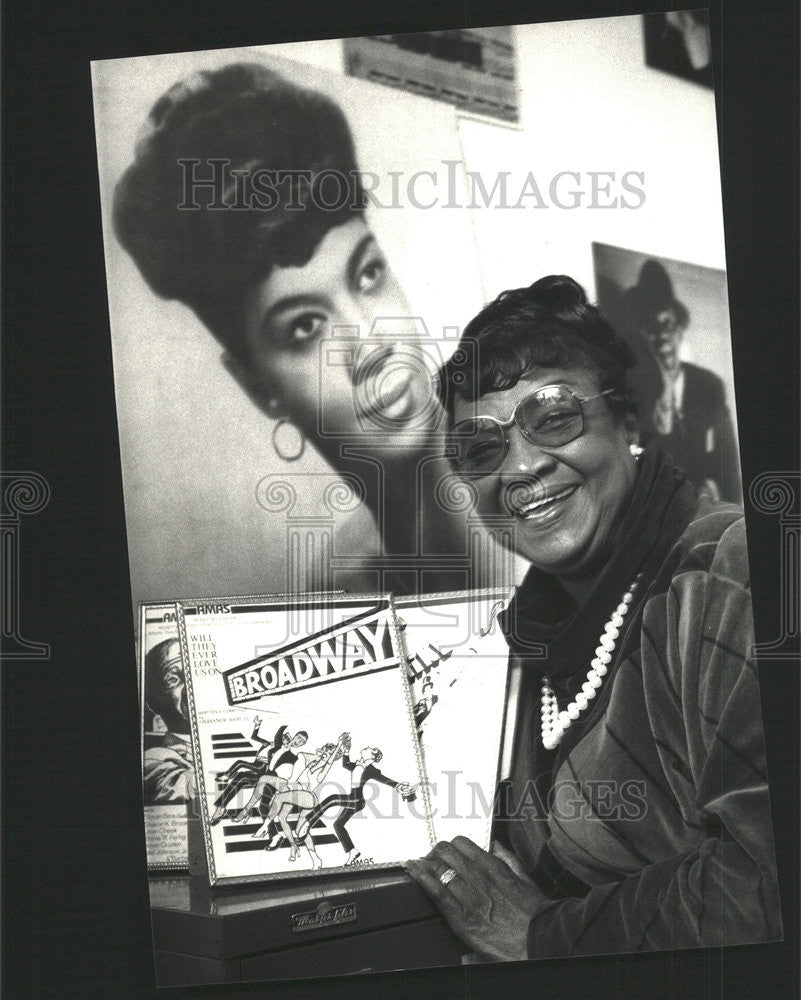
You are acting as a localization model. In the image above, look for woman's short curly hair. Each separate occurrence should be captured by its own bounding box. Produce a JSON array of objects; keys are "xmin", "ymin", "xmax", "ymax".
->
[
  {"xmin": 113, "ymin": 62, "xmax": 366, "ymax": 359},
  {"xmin": 439, "ymin": 275, "xmax": 638, "ymax": 424}
]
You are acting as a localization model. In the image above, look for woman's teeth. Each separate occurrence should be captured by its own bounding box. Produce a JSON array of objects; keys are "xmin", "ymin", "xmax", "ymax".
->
[{"xmin": 516, "ymin": 486, "xmax": 576, "ymax": 517}]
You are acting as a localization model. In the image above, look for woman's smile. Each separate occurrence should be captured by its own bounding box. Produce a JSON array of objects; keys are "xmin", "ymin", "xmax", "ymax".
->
[
  {"xmin": 454, "ymin": 365, "xmax": 637, "ymax": 583},
  {"xmin": 505, "ymin": 481, "xmax": 580, "ymax": 521}
]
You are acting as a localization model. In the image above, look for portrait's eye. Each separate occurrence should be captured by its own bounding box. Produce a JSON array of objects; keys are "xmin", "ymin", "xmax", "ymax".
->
[
  {"xmin": 281, "ymin": 312, "xmax": 327, "ymax": 345},
  {"xmin": 356, "ymin": 255, "xmax": 386, "ymax": 294}
]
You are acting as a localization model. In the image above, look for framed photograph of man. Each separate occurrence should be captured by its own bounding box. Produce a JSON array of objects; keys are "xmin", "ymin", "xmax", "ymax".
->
[{"xmin": 593, "ymin": 241, "xmax": 742, "ymax": 505}]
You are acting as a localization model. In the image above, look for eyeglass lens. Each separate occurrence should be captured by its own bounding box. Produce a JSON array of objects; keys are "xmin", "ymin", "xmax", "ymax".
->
[{"xmin": 446, "ymin": 387, "xmax": 584, "ymax": 476}]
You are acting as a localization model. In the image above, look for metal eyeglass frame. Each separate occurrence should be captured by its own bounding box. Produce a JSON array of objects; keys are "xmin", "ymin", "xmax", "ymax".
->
[{"xmin": 446, "ymin": 384, "xmax": 616, "ymax": 478}]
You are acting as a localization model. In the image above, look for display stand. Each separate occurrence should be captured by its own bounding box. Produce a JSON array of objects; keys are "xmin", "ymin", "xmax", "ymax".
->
[{"xmin": 148, "ymin": 811, "xmax": 465, "ymax": 985}]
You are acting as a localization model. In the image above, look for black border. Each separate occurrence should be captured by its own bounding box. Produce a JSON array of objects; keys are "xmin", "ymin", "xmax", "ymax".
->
[{"xmin": 3, "ymin": 2, "xmax": 799, "ymax": 998}]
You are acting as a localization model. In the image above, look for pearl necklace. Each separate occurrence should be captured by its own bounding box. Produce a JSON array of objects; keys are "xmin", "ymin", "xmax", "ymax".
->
[{"xmin": 541, "ymin": 574, "xmax": 642, "ymax": 751}]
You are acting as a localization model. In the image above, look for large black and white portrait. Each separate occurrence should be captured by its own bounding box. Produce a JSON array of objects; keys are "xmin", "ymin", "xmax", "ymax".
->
[{"xmin": 92, "ymin": 43, "xmax": 493, "ymax": 605}]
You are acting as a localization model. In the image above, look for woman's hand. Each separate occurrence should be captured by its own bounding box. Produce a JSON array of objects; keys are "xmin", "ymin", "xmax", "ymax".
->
[{"xmin": 405, "ymin": 836, "xmax": 546, "ymax": 962}]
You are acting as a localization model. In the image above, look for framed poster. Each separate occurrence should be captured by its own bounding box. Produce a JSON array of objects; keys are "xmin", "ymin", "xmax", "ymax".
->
[
  {"xmin": 138, "ymin": 602, "xmax": 191, "ymax": 871},
  {"xmin": 395, "ymin": 589, "xmax": 513, "ymax": 848},
  {"xmin": 177, "ymin": 593, "xmax": 433, "ymax": 884}
]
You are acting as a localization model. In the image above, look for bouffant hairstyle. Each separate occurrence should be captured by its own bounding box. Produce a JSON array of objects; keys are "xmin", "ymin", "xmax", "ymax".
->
[
  {"xmin": 113, "ymin": 62, "xmax": 366, "ymax": 359},
  {"xmin": 439, "ymin": 275, "xmax": 637, "ymax": 424}
]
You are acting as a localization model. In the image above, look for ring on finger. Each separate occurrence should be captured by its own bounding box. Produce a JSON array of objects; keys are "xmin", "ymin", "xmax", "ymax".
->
[{"xmin": 439, "ymin": 867, "xmax": 457, "ymax": 886}]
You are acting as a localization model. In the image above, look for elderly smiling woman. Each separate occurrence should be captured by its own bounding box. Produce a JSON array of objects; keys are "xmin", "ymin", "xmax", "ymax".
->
[{"xmin": 406, "ymin": 275, "xmax": 781, "ymax": 961}]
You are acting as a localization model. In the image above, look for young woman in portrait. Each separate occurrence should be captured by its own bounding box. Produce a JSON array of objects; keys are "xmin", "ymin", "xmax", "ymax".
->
[{"xmin": 113, "ymin": 61, "xmax": 503, "ymax": 596}]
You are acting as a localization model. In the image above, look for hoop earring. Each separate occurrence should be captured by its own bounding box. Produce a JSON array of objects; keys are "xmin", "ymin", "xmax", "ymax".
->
[
  {"xmin": 272, "ymin": 417, "xmax": 305, "ymax": 462},
  {"xmin": 629, "ymin": 443, "xmax": 644, "ymax": 461}
]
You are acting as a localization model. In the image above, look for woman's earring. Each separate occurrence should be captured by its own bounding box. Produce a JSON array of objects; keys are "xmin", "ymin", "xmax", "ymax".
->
[
  {"xmin": 267, "ymin": 398, "xmax": 305, "ymax": 462},
  {"xmin": 272, "ymin": 417, "xmax": 305, "ymax": 462},
  {"xmin": 629, "ymin": 443, "xmax": 644, "ymax": 461}
]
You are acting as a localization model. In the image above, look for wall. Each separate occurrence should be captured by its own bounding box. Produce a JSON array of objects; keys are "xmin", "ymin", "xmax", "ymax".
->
[{"xmin": 272, "ymin": 15, "xmax": 732, "ymax": 388}]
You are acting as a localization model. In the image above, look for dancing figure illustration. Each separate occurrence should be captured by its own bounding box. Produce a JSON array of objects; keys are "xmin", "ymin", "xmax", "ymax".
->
[
  {"xmin": 210, "ymin": 718, "xmax": 307, "ymax": 824},
  {"xmin": 296, "ymin": 736, "xmax": 416, "ymax": 865},
  {"xmin": 252, "ymin": 732, "xmax": 349, "ymax": 869}
]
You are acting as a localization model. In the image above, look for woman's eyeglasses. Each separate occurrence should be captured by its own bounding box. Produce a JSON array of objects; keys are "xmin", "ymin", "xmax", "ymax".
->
[{"xmin": 445, "ymin": 384, "xmax": 615, "ymax": 478}]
